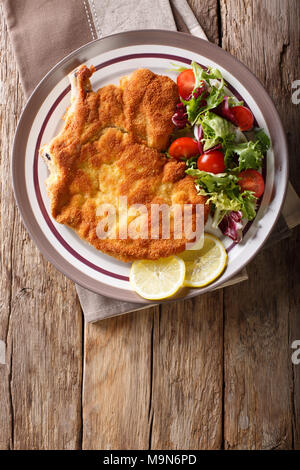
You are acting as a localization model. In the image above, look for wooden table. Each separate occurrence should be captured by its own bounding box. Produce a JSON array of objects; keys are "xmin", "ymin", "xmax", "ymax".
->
[{"xmin": 0, "ymin": 0, "xmax": 299, "ymax": 450}]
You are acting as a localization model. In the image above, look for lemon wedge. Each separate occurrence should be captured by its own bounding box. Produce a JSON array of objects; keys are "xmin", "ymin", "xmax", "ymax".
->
[
  {"xmin": 179, "ymin": 233, "xmax": 227, "ymax": 287},
  {"xmin": 130, "ymin": 256, "xmax": 186, "ymax": 300}
]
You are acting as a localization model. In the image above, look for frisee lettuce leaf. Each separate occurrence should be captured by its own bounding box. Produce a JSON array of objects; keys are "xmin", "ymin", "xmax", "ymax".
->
[
  {"xmin": 199, "ymin": 112, "xmax": 235, "ymax": 150},
  {"xmin": 191, "ymin": 61, "xmax": 225, "ymax": 89},
  {"xmin": 181, "ymin": 91, "xmax": 207, "ymax": 124},
  {"xmin": 224, "ymin": 141, "xmax": 263, "ymax": 170},
  {"xmin": 185, "ymin": 168, "xmax": 257, "ymax": 226},
  {"xmin": 168, "ymin": 63, "xmax": 189, "ymax": 73},
  {"xmin": 227, "ymin": 96, "xmax": 244, "ymax": 107},
  {"xmin": 224, "ymin": 129, "xmax": 270, "ymax": 171},
  {"xmin": 181, "ymin": 62, "xmax": 226, "ymax": 124},
  {"xmin": 186, "ymin": 169, "xmax": 238, "ymax": 192},
  {"xmin": 185, "ymin": 156, "xmax": 198, "ymax": 169},
  {"xmin": 253, "ymin": 128, "xmax": 271, "ymax": 153}
]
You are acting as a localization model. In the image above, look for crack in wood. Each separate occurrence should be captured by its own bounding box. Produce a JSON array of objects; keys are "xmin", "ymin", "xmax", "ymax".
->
[
  {"xmin": 148, "ymin": 409, "xmax": 154, "ymax": 450},
  {"xmin": 148, "ymin": 314, "xmax": 154, "ymax": 421},
  {"xmin": 148, "ymin": 309, "xmax": 156, "ymax": 449},
  {"xmin": 279, "ymin": 42, "xmax": 290, "ymax": 89},
  {"xmin": 8, "ymin": 339, "xmax": 14, "ymax": 450},
  {"xmin": 6, "ymin": 212, "xmax": 16, "ymax": 450},
  {"xmin": 221, "ymin": 290, "xmax": 225, "ymax": 449},
  {"xmin": 217, "ymin": 0, "xmax": 223, "ymax": 46},
  {"xmin": 79, "ymin": 313, "xmax": 85, "ymax": 450}
]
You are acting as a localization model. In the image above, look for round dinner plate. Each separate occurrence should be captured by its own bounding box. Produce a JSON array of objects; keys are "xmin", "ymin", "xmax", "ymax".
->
[{"xmin": 12, "ymin": 30, "xmax": 288, "ymax": 303}]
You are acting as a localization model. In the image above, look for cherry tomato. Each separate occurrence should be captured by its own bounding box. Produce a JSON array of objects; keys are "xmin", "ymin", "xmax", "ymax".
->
[
  {"xmin": 177, "ymin": 69, "xmax": 195, "ymax": 100},
  {"xmin": 197, "ymin": 150, "xmax": 225, "ymax": 174},
  {"xmin": 238, "ymin": 169, "xmax": 265, "ymax": 198},
  {"xmin": 231, "ymin": 106, "xmax": 254, "ymax": 131},
  {"xmin": 169, "ymin": 137, "xmax": 199, "ymax": 160}
]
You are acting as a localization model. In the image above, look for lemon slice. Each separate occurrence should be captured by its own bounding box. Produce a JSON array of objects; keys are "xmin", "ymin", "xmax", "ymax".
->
[
  {"xmin": 179, "ymin": 233, "xmax": 227, "ymax": 287},
  {"xmin": 130, "ymin": 256, "xmax": 186, "ymax": 300}
]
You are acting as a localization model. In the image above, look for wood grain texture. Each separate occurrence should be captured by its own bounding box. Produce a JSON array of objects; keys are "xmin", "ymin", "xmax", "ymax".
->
[
  {"xmin": 0, "ymin": 6, "xmax": 20, "ymax": 448},
  {"xmin": 223, "ymin": 244, "xmax": 293, "ymax": 449},
  {"xmin": 150, "ymin": 296, "xmax": 223, "ymax": 449},
  {"xmin": 82, "ymin": 309, "xmax": 155, "ymax": 449},
  {"xmin": 0, "ymin": 5, "xmax": 83, "ymax": 450},
  {"xmin": 289, "ymin": 228, "xmax": 300, "ymax": 449},
  {"xmin": 221, "ymin": 0, "xmax": 300, "ymax": 450},
  {"xmin": 188, "ymin": 0, "xmax": 219, "ymax": 44},
  {"xmin": 172, "ymin": 0, "xmax": 219, "ymax": 44}
]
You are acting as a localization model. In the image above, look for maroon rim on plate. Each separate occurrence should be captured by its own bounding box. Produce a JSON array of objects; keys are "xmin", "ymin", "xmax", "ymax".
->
[{"xmin": 11, "ymin": 30, "xmax": 288, "ymax": 304}]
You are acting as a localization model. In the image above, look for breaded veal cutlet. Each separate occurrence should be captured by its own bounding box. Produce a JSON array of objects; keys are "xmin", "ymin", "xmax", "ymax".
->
[{"xmin": 40, "ymin": 65, "xmax": 209, "ymax": 262}]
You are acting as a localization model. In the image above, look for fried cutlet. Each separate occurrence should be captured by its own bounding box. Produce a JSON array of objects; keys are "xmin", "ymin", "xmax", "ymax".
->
[{"xmin": 40, "ymin": 65, "xmax": 209, "ymax": 261}]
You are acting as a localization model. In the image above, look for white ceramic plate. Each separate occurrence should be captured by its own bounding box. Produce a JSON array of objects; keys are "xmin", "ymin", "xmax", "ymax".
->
[{"xmin": 12, "ymin": 30, "xmax": 288, "ymax": 303}]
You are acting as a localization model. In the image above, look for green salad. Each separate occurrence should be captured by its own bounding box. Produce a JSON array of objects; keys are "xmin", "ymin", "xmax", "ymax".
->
[{"xmin": 169, "ymin": 61, "xmax": 270, "ymax": 242}]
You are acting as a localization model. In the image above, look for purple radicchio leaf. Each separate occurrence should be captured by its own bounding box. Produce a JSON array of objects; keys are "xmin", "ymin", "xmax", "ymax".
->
[
  {"xmin": 194, "ymin": 124, "xmax": 204, "ymax": 154},
  {"xmin": 218, "ymin": 211, "xmax": 243, "ymax": 243},
  {"xmin": 172, "ymin": 102, "xmax": 189, "ymax": 129},
  {"xmin": 185, "ymin": 84, "xmax": 207, "ymax": 102}
]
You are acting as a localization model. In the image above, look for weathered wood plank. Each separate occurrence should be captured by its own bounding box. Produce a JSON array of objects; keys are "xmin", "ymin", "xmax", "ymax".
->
[
  {"xmin": 150, "ymin": 295, "xmax": 223, "ymax": 449},
  {"xmin": 0, "ymin": 4, "xmax": 19, "ymax": 449},
  {"xmin": 172, "ymin": 0, "xmax": 219, "ymax": 44},
  {"xmin": 221, "ymin": 0, "xmax": 299, "ymax": 449},
  {"xmin": 288, "ymin": 227, "xmax": 300, "ymax": 449},
  {"xmin": 0, "ymin": 4, "xmax": 83, "ymax": 450},
  {"xmin": 223, "ymin": 244, "xmax": 293, "ymax": 449},
  {"xmin": 82, "ymin": 309, "xmax": 155, "ymax": 450},
  {"xmin": 188, "ymin": 0, "xmax": 219, "ymax": 44}
]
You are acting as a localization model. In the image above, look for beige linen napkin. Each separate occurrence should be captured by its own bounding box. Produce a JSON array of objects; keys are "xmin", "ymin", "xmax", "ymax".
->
[{"xmin": 3, "ymin": 0, "xmax": 300, "ymax": 322}]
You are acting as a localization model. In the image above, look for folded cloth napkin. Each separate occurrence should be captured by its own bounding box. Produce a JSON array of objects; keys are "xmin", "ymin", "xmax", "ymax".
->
[{"xmin": 3, "ymin": 0, "xmax": 300, "ymax": 322}]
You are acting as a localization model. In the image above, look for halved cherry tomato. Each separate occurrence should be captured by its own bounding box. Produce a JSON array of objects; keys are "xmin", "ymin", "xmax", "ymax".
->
[
  {"xmin": 238, "ymin": 169, "xmax": 265, "ymax": 198},
  {"xmin": 169, "ymin": 137, "xmax": 199, "ymax": 160},
  {"xmin": 197, "ymin": 150, "xmax": 225, "ymax": 174},
  {"xmin": 177, "ymin": 69, "xmax": 195, "ymax": 100},
  {"xmin": 231, "ymin": 106, "xmax": 254, "ymax": 131}
]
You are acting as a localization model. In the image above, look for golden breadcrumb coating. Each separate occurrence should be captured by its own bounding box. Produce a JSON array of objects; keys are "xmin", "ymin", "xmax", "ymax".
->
[{"xmin": 40, "ymin": 65, "xmax": 209, "ymax": 261}]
